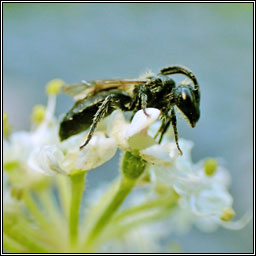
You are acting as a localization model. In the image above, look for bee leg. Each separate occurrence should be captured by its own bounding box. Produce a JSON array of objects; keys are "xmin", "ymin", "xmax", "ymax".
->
[
  {"xmin": 130, "ymin": 84, "xmax": 150, "ymax": 119},
  {"xmin": 153, "ymin": 111, "xmax": 170, "ymax": 143},
  {"xmin": 80, "ymin": 94, "xmax": 114, "ymax": 149},
  {"xmin": 170, "ymin": 107, "xmax": 183, "ymax": 155},
  {"xmin": 139, "ymin": 84, "xmax": 150, "ymax": 116},
  {"xmin": 154, "ymin": 115, "xmax": 166, "ymax": 140},
  {"xmin": 129, "ymin": 112, "xmax": 135, "ymax": 122},
  {"xmin": 158, "ymin": 119, "xmax": 171, "ymax": 143}
]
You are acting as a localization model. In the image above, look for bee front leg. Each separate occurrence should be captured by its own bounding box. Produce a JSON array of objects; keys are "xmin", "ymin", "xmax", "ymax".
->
[
  {"xmin": 170, "ymin": 107, "xmax": 183, "ymax": 155},
  {"xmin": 156, "ymin": 119, "xmax": 171, "ymax": 144},
  {"xmin": 153, "ymin": 109, "xmax": 170, "ymax": 143},
  {"xmin": 154, "ymin": 106, "xmax": 183, "ymax": 155}
]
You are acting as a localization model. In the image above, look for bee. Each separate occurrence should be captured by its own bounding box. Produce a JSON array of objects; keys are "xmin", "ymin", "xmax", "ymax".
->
[{"xmin": 59, "ymin": 66, "xmax": 200, "ymax": 155}]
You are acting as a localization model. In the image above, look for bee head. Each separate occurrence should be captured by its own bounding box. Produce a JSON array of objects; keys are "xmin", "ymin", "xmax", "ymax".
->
[{"xmin": 173, "ymin": 81, "xmax": 200, "ymax": 127}]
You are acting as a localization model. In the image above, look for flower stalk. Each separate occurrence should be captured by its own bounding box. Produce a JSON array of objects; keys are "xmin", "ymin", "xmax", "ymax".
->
[
  {"xmin": 84, "ymin": 151, "xmax": 147, "ymax": 250},
  {"xmin": 3, "ymin": 216, "xmax": 53, "ymax": 253},
  {"xmin": 69, "ymin": 171, "xmax": 86, "ymax": 247}
]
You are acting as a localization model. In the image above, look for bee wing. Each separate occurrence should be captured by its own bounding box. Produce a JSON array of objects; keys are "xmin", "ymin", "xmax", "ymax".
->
[
  {"xmin": 62, "ymin": 79, "xmax": 148, "ymax": 100},
  {"xmin": 61, "ymin": 81, "xmax": 95, "ymax": 98}
]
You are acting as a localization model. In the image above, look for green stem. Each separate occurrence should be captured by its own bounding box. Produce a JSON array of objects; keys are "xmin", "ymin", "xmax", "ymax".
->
[
  {"xmin": 38, "ymin": 189, "xmax": 65, "ymax": 232},
  {"xmin": 84, "ymin": 176, "xmax": 136, "ymax": 249},
  {"xmin": 3, "ymin": 233, "xmax": 27, "ymax": 253},
  {"xmin": 97, "ymin": 193, "xmax": 179, "ymax": 243},
  {"xmin": 81, "ymin": 178, "xmax": 120, "ymax": 239},
  {"xmin": 84, "ymin": 151, "xmax": 146, "ymax": 251},
  {"xmin": 104, "ymin": 205, "xmax": 176, "ymax": 240},
  {"xmin": 3, "ymin": 223, "xmax": 52, "ymax": 253},
  {"xmin": 23, "ymin": 193, "xmax": 54, "ymax": 233},
  {"xmin": 113, "ymin": 193, "xmax": 179, "ymax": 222},
  {"xmin": 69, "ymin": 171, "xmax": 86, "ymax": 247},
  {"xmin": 56, "ymin": 175, "xmax": 71, "ymax": 219}
]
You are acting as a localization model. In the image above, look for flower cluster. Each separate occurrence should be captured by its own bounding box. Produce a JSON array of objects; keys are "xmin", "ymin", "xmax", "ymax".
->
[{"xmin": 3, "ymin": 79, "xmax": 249, "ymax": 253}]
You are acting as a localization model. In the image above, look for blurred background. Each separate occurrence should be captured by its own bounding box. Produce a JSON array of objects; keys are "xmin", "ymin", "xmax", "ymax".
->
[{"xmin": 3, "ymin": 3, "xmax": 253, "ymax": 253}]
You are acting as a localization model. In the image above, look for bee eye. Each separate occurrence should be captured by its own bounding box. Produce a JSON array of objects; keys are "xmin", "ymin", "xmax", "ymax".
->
[{"xmin": 181, "ymin": 88, "xmax": 193, "ymax": 101}]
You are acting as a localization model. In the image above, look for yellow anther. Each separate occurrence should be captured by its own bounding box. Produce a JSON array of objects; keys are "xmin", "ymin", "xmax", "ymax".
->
[
  {"xmin": 204, "ymin": 158, "xmax": 218, "ymax": 176},
  {"xmin": 220, "ymin": 207, "xmax": 236, "ymax": 222},
  {"xmin": 46, "ymin": 79, "xmax": 64, "ymax": 95},
  {"xmin": 31, "ymin": 105, "xmax": 46, "ymax": 124}
]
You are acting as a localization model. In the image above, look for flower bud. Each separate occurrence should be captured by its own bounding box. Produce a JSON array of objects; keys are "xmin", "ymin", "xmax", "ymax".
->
[
  {"xmin": 46, "ymin": 79, "xmax": 64, "ymax": 95},
  {"xmin": 31, "ymin": 105, "xmax": 46, "ymax": 125},
  {"xmin": 220, "ymin": 207, "xmax": 236, "ymax": 222},
  {"xmin": 121, "ymin": 151, "xmax": 147, "ymax": 179},
  {"xmin": 204, "ymin": 158, "xmax": 218, "ymax": 176}
]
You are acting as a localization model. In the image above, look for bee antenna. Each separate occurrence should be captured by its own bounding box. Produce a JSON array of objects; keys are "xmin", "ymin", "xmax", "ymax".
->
[{"xmin": 159, "ymin": 65, "xmax": 199, "ymax": 92}]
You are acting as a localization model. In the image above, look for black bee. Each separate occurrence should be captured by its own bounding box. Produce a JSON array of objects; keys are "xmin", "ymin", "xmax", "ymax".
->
[{"xmin": 59, "ymin": 66, "xmax": 200, "ymax": 155}]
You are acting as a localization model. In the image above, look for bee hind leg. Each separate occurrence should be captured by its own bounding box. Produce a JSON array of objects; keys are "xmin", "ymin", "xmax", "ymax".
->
[
  {"xmin": 80, "ymin": 92, "xmax": 131, "ymax": 149},
  {"xmin": 79, "ymin": 94, "xmax": 114, "ymax": 149}
]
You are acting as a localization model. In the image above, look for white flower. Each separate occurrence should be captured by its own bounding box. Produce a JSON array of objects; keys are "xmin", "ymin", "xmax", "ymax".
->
[
  {"xmin": 28, "ymin": 145, "xmax": 66, "ymax": 175},
  {"xmin": 28, "ymin": 131, "xmax": 117, "ymax": 175},
  {"xmin": 3, "ymin": 172, "xmax": 22, "ymax": 213},
  {"xmin": 3, "ymin": 95, "xmax": 59, "ymax": 163},
  {"xmin": 140, "ymin": 143, "xmax": 178, "ymax": 166},
  {"xmin": 3, "ymin": 131, "xmax": 34, "ymax": 165},
  {"xmin": 147, "ymin": 139, "xmax": 239, "ymax": 232},
  {"xmin": 75, "ymin": 132, "xmax": 117, "ymax": 171},
  {"xmin": 3, "ymin": 95, "xmax": 59, "ymax": 187},
  {"xmin": 107, "ymin": 108, "xmax": 160, "ymax": 150},
  {"xmin": 190, "ymin": 184, "xmax": 233, "ymax": 217},
  {"xmin": 107, "ymin": 108, "xmax": 180, "ymax": 165}
]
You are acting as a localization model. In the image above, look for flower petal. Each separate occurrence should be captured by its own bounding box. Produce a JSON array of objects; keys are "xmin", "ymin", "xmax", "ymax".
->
[
  {"xmin": 140, "ymin": 143, "xmax": 177, "ymax": 165},
  {"xmin": 190, "ymin": 185, "xmax": 233, "ymax": 217},
  {"xmin": 126, "ymin": 108, "xmax": 160, "ymax": 139},
  {"xmin": 28, "ymin": 145, "xmax": 66, "ymax": 175},
  {"xmin": 75, "ymin": 132, "xmax": 117, "ymax": 171},
  {"xmin": 107, "ymin": 110, "xmax": 130, "ymax": 150}
]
